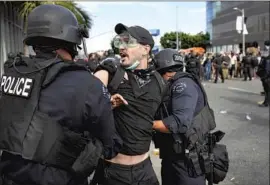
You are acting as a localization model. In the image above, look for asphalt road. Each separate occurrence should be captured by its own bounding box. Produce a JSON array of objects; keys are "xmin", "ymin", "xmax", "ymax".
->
[{"xmin": 150, "ymin": 78, "xmax": 269, "ymax": 185}]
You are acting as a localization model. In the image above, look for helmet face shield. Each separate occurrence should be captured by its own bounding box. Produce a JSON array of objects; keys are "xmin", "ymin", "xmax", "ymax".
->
[{"xmin": 113, "ymin": 32, "xmax": 139, "ymax": 49}]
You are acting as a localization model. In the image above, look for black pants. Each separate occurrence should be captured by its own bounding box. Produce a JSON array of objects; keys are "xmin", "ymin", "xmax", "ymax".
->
[
  {"xmin": 244, "ymin": 66, "xmax": 252, "ymax": 80},
  {"xmin": 262, "ymin": 80, "xmax": 270, "ymax": 105},
  {"xmin": 92, "ymin": 157, "xmax": 159, "ymax": 185},
  {"xmin": 214, "ymin": 67, "xmax": 224, "ymax": 83},
  {"xmin": 161, "ymin": 158, "xmax": 205, "ymax": 185},
  {"xmin": 229, "ymin": 64, "xmax": 235, "ymax": 77}
]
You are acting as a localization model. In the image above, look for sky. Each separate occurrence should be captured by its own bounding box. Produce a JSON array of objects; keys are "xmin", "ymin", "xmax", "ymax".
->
[{"xmin": 76, "ymin": 1, "xmax": 206, "ymax": 53}]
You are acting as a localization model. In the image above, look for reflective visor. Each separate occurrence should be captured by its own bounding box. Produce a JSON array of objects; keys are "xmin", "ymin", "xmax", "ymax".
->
[{"xmin": 113, "ymin": 32, "xmax": 139, "ymax": 49}]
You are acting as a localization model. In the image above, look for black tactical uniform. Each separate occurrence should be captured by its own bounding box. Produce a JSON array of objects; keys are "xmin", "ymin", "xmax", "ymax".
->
[
  {"xmin": 153, "ymin": 49, "xmax": 217, "ymax": 185},
  {"xmin": 213, "ymin": 54, "xmax": 224, "ymax": 83},
  {"xmin": 256, "ymin": 40, "xmax": 270, "ymax": 107},
  {"xmin": 242, "ymin": 52, "xmax": 253, "ymax": 81},
  {"xmin": 107, "ymin": 49, "xmax": 115, "ymax": 57},
  {"xmin": 0, "ymin": 5, "xmax": 122, "ymax": 185},
  {"xmin": 185, "ymin": 53, "xmax": 201, "ymax": 78}
]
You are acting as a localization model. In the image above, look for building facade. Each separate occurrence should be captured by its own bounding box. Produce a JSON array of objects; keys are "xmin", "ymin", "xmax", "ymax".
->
[
  {"xmin": 0, "ymin": 2, "xmax": 24, "ymax": 78},
  {"xmin": 206, "ymin": 1, "xmax": 221, "ymax": 42},
  {"xmin": 207, "ymin": 1, "xmax": 270, "ymax": 53}
]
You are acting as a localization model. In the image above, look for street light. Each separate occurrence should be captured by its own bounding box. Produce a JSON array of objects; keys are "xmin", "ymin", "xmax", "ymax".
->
[
  {"xmin": 176, "ymin": 6, "xmax": 179, "ymax": 51},
  {"xmin": 233, "ymin": 7, "xmax": 245, "ymax": 56}
]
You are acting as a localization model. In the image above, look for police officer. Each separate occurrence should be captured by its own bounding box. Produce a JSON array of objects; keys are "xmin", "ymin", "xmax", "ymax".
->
[
  {"xmin": 107, "ymin": 49, "xmax": 115, "ymax": 57},
  {"xmin": 213, "ymin": 53, "xmax": 225, "ymax": 83},
  {"xmin": 0, "ymin": 5, "xmax": 122, "ymax": 185},
  {"xmin": 185, "ymin": 51, "xmax": 201, "ymax": 78},
  {"xmin": 242, "ymin": 50, "xmax": 253, "ymax": 81},
  {"xmin": 257, "ymin": 40, "xmax": 270, "ymax": 107},
  {"xmin": 92, "ymin": 23, "xmax": 164, "ymax": 185},
  {"xmin": 153, "ymin": 49, "xmax": 216, "ymax": 185}
]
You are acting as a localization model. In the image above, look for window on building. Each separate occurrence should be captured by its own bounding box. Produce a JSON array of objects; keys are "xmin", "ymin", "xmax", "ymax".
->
[
  {"xmin": 265, "ymin": 14, "xmax": 269, "ymax": 31},
  {"xmin": 213, "ymin": 46, "xmax": 217, "ymax": 53},
  {"xmin": 221, "ymin": 45, "xmax": 227, "ymax": 52},
  {"xmin": 262, "ymin": 16, "xmax": 266, "ymax": 31},
  {"xmin": 227, "ymin": 45, "xmax": 233, "ymax": 52},
  {"xmin": 245, "ymin": 14, "xmax": 258, "ymax": 33}
]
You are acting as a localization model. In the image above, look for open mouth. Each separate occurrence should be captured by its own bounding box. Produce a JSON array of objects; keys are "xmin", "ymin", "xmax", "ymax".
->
[{"xmin": 120, "ymin": 52, "xmax": 128, "ymax": 62}]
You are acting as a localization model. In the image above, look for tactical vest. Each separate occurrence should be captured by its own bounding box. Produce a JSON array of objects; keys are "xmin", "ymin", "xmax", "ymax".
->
[
  {"xmin": 186, "ymin": 57, "xmax": 200, "ymax": 76},
  {"xmin": 0, "ymin": 56, "xmax": 92, "ymax": 173},
  {"xmin": 154, "ymin": 72, "xmax": 216, "ymax": 158}
]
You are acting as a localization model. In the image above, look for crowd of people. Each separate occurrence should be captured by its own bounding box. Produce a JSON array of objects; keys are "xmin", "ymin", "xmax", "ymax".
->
[
  {"xmin": 178, "ymin": 49, "xmax": 260, "ymax": 83},
  {"xmin": 74, "ymin": 45, "xmax": 268, "ymax": 109},
  {"xmin": 76, "ymin": 47, "xmax": 261, "ymax": 85}
]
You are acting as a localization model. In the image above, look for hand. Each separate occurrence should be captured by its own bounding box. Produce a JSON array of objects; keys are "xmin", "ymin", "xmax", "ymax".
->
[
  {"xmin": 111, "ymin": 94, "xmax": 128, "ymax": 108},
  {"xmin": 152, "ymin": 120, "xmax": 170, "ymax": 133}
]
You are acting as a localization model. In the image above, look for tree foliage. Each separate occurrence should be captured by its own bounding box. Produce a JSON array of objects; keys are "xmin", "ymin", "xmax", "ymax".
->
[
  {"xmin": 160, "ymin": 31, "xmax": 210, "ymax": 50},
  {"xmin": 16, "ymin": 1, "xmax": 92, "ymax": 30},
  {"xmin": 6, "ymin": 1, "xmax": 93, "ymax": 56}
]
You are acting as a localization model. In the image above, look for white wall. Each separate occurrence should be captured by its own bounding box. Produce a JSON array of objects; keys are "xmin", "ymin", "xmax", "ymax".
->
[{"xmin": 0, "ymin": 3, "xmax": 24, "ymax": 77}]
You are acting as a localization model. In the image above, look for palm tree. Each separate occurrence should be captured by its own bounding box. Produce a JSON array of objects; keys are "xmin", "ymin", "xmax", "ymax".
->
[{"xmin": 11, "ymin": 1, "xmax": 93, "ymax": 55}]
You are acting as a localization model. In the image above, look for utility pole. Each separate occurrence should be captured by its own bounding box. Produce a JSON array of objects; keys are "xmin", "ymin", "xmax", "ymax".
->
[
  {"xmin": 242, "ymin": 8, "xmax": 245, "ymax": 56},
  {"xmin": 176, "ymin": 6, "xmax": 179, "ymax": 51},
  {"xmin": 234, "ymin": 7, "xmax": 245, "ymax": 56}
]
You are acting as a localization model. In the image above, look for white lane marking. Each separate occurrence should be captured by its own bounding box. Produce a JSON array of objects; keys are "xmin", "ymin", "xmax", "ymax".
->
[{"xmin": 228, "ymin": 87, "xmax": 260, "ymax": 95}]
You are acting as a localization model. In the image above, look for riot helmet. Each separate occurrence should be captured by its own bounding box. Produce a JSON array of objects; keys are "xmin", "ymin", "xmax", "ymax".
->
[
  {"xmin": 265, "ymin": 40, "xmax": 270, "ymax": 51},
  {"xmin": 100, "ymin": 56, "xmax": 121, "ymax": 66},
  {"xmin": 24, "ymin": 4, "xmax": 89, "ymax": 57},
  {"xmin": 108, "ymin": 49, "xmax": 114, "ymax": 56},
  {"xmin": 155, "ymin": 48, "xmax": 184, "ymax": 74}
]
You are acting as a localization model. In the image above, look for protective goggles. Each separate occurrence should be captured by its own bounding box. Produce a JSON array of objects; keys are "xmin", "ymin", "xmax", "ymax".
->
[{"xmin": 113, "ymin": 32, "xmax": 139, "ymax": 49}]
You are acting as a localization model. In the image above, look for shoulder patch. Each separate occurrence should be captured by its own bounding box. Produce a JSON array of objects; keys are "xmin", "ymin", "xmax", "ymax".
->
[
  {"xmin": 173, "ymin": 54, "xmax": 184, "ymax": 62},
  {"xmin": 172, "ymin": 81, "xmax": 187, "ymax": 93},
  {"xmin": 1, "ymin": 75, "xmax": 34, "ymax": 98}
]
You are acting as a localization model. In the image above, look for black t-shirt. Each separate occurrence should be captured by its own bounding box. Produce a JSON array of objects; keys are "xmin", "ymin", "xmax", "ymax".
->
[
  {"xmin": 113, "ymin": 71, "xmax": 162, "ymax": 155},
  {"xmin": 222, "ymin": 55, "xmax": 231, "ymax": 66},
  {"xmin": 213, "ymin": 56, "xmax": 223, "ymax": 66}
]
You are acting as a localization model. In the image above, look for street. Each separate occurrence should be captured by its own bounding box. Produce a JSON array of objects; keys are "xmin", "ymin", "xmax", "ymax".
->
[{"xmin": 150, "ymin": 78, "xmax": 269, "ymax": 185}]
